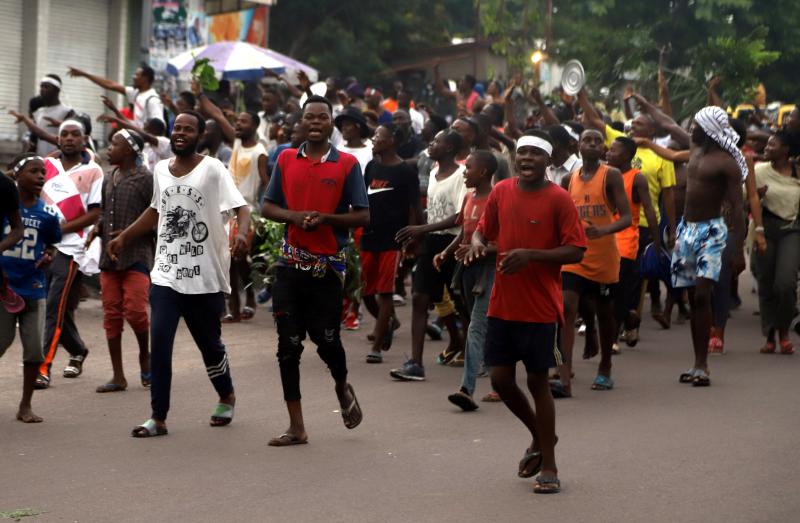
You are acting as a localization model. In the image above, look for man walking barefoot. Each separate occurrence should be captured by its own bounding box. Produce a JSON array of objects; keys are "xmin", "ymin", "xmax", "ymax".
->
[{"xmin": 674, "ymin": 107, "xmax": 745, "ymax": 387}]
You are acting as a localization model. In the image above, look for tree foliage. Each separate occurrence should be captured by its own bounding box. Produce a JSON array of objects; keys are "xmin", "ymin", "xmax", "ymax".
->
[
  {"xmin": 267, "ymin": 0, "xmax": 474, "ymax": 83},
  {"xmin": 478, "ymin": 0, "xmax": 793, "ymax": 118}
]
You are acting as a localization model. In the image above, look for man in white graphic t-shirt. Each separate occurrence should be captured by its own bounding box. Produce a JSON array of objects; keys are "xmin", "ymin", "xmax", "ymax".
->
[{"xmin": 108, "ymin": 111, "xmax": 250, "ymax": 438}]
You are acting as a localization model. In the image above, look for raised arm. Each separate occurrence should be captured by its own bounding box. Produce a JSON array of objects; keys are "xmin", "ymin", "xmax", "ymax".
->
[
  {"xmin": 9, "ymin": 110, "xmax": 58, "ymax": 146},
  {"xmin": 97, "ymin": 114, "xmax": 160, "ymax": 147},
  {"xmin": 657, "ymin": 62, "xmax": 673, "ymax": 117},
  {"xmin": 503, "ymin": 82, "xmax": 522, "ymax": 140},
  {"xmin": 706, "ymin": 77, "xmax": 725, "ymax": 109},
  {"xmin": 629, "ymin": 93, "xmax": 690, "ymax": 148},
  {"xmin": 433, "ymin": 63, "xmax": 456, "ymax": 100},
  {"xmin": 530, "ymin": 87, "xmax": 560, "ymax": 126},
  {"xmin": 67, "ymin": 67, "xmax": 125, "ymax": 94},
  {"xmin": 576, "ymin": 88, "xmax": 605, "ymax": 135},
  {"xmin": 194, "ymin": 82, "xmax": 236, "ymax": 144}
]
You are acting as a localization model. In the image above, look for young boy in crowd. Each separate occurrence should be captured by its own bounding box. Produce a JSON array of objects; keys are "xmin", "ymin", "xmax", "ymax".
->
[
  {"xmin": 434, "ymin": 150, "xmax": 497, "ymax": 410},
  {"xmin": 466, "ymin": 132, "xmax": 587, "ymax": 494},
  {"xmin": 1, "ymin": 155, "xmax": 62, "ymax": 422},
  {"xmin": 89, "ymin": 130, "xmax": 154, "ymax": 393},
  {"xmin": 555, "ymin": 130, "xmax": 631, "ymax": 397},
  {"xmin": 361, "ymin": 123, "xmax": 420, "ymax": 363}
]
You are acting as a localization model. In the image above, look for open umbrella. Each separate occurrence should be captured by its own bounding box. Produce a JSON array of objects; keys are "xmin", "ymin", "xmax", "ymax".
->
[{"xmin": 167, "ymin": 41, "xmax": 318, "ymax": 82}]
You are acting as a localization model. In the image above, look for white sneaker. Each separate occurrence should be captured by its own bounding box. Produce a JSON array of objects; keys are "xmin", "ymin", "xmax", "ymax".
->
[
  {"xmin": 578, "ymin": 324, "xmax": 586, "ymax": 336},
  {"xmin": 393, "ymin": 294, "xmax": 406, "ymax": 306}
]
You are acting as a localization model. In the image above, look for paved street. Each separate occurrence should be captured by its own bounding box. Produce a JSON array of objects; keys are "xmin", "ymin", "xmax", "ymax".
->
[{"xmin": 1, "ymin": 272, "xmax": 799, "ymax": 522}]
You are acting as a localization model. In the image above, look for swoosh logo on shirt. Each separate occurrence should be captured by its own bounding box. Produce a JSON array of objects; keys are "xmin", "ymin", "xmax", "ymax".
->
[{"xmin": 367, "ymin": 187, "xmax": 395, "ymax": 195}]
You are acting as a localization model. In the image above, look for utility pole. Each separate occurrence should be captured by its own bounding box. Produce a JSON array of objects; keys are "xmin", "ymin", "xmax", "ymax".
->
[{"xmin": 473, "ymin": 0, "xmax": 481, "ymax": 79}]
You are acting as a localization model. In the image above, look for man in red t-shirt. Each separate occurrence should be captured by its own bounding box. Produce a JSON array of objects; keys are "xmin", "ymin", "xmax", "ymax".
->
[
  {"xmin": 261, "ymin": 95, "xmax": 370, "ymax": 446},
  {"xmin": 466, "ymin": 131, "xmax": 587, "ymax": 494}
]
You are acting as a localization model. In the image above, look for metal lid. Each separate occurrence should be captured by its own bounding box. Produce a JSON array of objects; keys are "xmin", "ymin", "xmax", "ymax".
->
[{"xmin": 561, "ymin": 59, "xmax": 586, "ymax": 96}]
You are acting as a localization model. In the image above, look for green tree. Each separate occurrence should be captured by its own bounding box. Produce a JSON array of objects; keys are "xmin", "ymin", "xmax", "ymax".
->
[{"xmin": 267, "ymin": 0, "xmax": 474, "ymax": 83}]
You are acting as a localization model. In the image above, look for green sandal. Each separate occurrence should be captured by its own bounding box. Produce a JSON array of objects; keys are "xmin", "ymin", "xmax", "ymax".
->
[{"xmin": 210, "ymin": 403, "xmax": 234, "ymax": 426}]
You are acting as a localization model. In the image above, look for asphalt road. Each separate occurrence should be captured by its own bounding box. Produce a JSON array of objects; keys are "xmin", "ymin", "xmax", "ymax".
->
[{"xmin": 1, "ymin": 272, "xmax": 798, "ymax": 522}]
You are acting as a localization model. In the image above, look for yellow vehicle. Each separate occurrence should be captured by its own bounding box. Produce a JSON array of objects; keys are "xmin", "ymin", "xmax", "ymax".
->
[{"xmin": 777, "ymin": 104, "xmax": 795, "ymax": 127}]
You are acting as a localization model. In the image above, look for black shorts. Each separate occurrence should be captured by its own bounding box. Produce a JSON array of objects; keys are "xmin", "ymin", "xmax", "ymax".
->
[
  {"xmin": 485, "ymin": 318, "xmax": 562, "ymax": 374},
  {"xmin": 412, "ymin": 233, "xmax": 457, "ymax": 302},
  {"xmin": 562, "ymin": 271, "xmax": 613, "ymax": 301}
]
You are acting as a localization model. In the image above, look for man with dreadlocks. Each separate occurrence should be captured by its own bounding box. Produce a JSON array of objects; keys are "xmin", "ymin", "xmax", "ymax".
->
[{"xmin": 673, "ymin": 106, "xmax": 746, "ymax": 387}]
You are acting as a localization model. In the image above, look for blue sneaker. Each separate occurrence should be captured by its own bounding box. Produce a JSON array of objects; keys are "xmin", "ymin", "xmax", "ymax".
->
[{"xmin": 390, "ymin": 359, "xmax": 426, "ymax": 381}]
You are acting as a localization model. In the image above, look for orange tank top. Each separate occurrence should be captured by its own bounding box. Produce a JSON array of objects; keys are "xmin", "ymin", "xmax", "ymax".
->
[
  {"xmin": 562, "ymin": 164, "xmax": 620, "ymax": 283},
  {"xmin": 615, "ymin": 168, "xmax": 641, "ymax": 260}
]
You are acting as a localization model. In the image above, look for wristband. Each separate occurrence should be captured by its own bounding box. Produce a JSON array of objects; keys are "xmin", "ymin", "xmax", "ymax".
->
[{"xmin": 755, "ymin": 226, "xmax": 765, "ymax": 233}]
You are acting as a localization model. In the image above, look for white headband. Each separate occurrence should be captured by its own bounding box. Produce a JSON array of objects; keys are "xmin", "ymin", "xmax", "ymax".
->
[
  {"xmin": 562, "ymin": 124, "xmax": 580, "ymax": 142},
  {"xmin": 59, "ymin": 119, "xmax": 85, "ymax": 134},
  {"xmin": 40, "ymin": 77, "xmax": 62, "ymax": 90},
  {"xmin": 516, "ymin": 135, "xmax": 553, "ymax": 157},
  {"xmin": 118, "ymin": 129, "xmax": 143, "ymax": 154},
  {"xmin": 12, "ymin": 156, "xmax": 44, "ymax": 174}
]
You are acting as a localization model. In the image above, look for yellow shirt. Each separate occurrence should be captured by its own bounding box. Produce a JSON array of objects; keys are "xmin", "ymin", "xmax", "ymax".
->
[{"xmin": 605, "ymin": 125, "xmax": 676, "ymax": 227}]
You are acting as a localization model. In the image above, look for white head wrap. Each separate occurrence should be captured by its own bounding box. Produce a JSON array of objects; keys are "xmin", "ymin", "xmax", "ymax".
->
[
  {"xmin": 694, "ymin": 106, "xmax": 748, "ymax": 180},
  {"xmin": 58, "ymin": 119, "xmax": 85, "ymax": 135},
  {"xmin": 516, "ymin": 135, "xmax": 553, "ymax": 157},
  {"xmin": 40, "ymin": 76, "xmax": 62, "ymax": 90},
  {"xmin": 12, "ymin": 156, "xmax": 44, "ymax": 174},
  {"xmin": 118, "ymin": 129, "xmax": 143, "ymax": 154},
  {"xmin": 562, "ymin": 124, "xmax": 580, "ymax": 142}
]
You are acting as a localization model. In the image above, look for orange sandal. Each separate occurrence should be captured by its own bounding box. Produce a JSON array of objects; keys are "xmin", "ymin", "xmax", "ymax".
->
[{"xmin": 779, "ymin": 340, "xmax": 795, "ymax": 355}]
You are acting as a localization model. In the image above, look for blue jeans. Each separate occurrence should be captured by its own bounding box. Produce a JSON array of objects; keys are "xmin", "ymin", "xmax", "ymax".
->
[{"xmin": 459, "ymin": 260, "xmax": 495, "ymax": 395}]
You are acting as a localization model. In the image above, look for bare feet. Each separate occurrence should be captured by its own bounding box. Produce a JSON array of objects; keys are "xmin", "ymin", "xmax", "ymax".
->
[{"xmin": 16, "ymin": 407, "xmax": 43, "ymax": 423}]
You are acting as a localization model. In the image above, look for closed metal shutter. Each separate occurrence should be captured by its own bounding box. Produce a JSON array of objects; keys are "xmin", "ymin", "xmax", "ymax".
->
[
  {"xmin": 47, "ymin": 0, "xmax": 110, "ymax": 144},
  {"xmin": 0, "ymin": 0, "xmax": 23, "ymax": 140}
]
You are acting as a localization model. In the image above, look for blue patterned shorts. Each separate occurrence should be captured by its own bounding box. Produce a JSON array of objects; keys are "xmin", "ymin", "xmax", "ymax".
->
[{"xmin": 670, "ymin": 218, "xmax": 728, "ymax": 288}]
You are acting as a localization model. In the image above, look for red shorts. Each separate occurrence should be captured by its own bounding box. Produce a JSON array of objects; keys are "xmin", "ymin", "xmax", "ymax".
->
[{"xmin": 361, "ymin": 250, "xmax": 400, "ymax": 296}]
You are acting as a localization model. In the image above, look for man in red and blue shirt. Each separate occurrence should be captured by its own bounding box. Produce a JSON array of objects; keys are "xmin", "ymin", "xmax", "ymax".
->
[{"xmin": 261, "ymin": 95, "xmax": 369, "ymax": 446}]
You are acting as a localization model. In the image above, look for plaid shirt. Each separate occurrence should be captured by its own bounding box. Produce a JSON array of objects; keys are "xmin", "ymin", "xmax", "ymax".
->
[{"xmin": 98, "ymin": 164, "xmax": 155, "ymax": 271}]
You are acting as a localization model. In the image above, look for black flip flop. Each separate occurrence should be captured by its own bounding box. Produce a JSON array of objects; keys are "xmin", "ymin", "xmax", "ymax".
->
[
  {"xmin": 341, "ymin": 384, "xmax": 363, "ymax": 429},
  {"xmin": 533, "ymin": 474, "xmax": 561, "ymax": 494},
  {"xmin": 518, "ymin": 449, "xmax": 542, "ymax": 478}
]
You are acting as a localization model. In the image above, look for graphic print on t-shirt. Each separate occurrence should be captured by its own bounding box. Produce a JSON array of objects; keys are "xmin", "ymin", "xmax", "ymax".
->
[{"xmin": 155, "ymin": 184, "xmax": 209, "ymax": 280}]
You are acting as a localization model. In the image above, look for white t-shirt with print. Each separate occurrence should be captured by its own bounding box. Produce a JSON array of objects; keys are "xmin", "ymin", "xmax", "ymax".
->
[
  {"xmin": 125, "ymin": 87, "xmax": 165, "ymax": 127},
  {"xmin": 229, "ymin": 139, "xmax": 268, "ymax": 210},
  {"xmin": 426, "ymin": 164, "xmax": 467, "ymax": 236},
  {"xmin": 150, "ymin": 156, "xmax": 247, "ymax": 294}
]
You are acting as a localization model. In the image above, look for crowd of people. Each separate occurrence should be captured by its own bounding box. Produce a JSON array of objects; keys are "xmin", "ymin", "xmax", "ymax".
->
[{"xmin": 2, "ymin": 61, "xmax": 799, "ymax": 495}]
